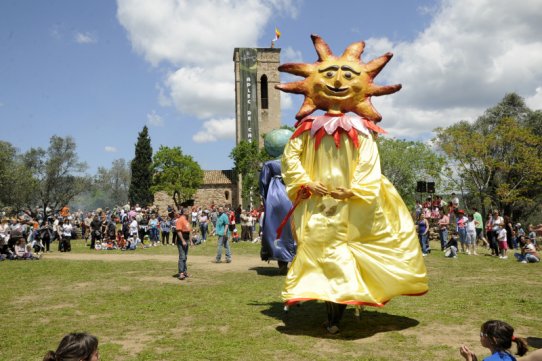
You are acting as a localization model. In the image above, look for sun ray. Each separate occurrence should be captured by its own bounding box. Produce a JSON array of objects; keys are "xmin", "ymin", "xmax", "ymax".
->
[
  {"xmin": 367, "ymin": 83, "xmax": 402, "ymax": 96},
  {"xmin": 365, "ymin": 52, "xmax": 394, "ymax": 78},
  {"xmin": 275, "ymin": 81, "xmax": 308, "ymax": 94},
  {"xmin": 296, "ymin": 98, "xmax": 318, "ymax": 120},
  {"xmin": 311, "ymin": 34, "xmax": 333, "ymax": 61},
  {"xmin": 341, "ymin": 41, "xmax": 365, "ymax": 62},
  {"xmin": 278, "ymin": 63, "xmax": 314, "ymax": 78},
  {"xmin": 353, "ymin": 99, "xmax": 382, "ymax": 122}
]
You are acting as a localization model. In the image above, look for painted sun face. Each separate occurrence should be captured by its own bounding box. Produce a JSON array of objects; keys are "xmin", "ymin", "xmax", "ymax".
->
[
  {"xmin": 310, "ymin": 59, "xmax": 370, "ymax": 114},
  {"xmin": 276, "ymin": 34, "xmax": 401, "ymax": 122}
]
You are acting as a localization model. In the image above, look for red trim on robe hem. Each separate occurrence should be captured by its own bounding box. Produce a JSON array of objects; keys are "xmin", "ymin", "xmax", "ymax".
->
[{"xmin": 284, "ymin": 290, "xmax": 429, "ymax": 308}]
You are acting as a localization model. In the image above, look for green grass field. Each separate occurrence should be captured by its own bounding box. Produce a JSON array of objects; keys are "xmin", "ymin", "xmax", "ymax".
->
[{"xmin": 1, "ymin": 237, "xmax": 540, "ymax": 361}]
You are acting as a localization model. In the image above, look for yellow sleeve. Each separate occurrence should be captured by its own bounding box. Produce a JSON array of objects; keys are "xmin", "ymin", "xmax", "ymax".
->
[
  {"xmin": 350, "ymin": 135, "xmax": 381, "ymax": 203},
  {"xmin": 281, "ymin": 134, "xmax": 313, "ymax": 201}
]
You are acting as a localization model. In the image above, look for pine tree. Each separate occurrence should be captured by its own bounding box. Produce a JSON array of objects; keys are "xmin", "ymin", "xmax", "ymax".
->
[{"xmin": 128, "ymin": 126, "xmax": 153, "ymax": 206}]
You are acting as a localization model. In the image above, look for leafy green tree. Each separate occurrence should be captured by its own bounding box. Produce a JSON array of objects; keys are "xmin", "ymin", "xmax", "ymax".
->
[
  {"xmin": 0, "ymin": 141, "xmax": 38, "ymax": 212},
  {"xmin": 23, "ymin": 136, "xmax": 88, "ymax": 214},
  {"xmin": 128, "ymin": 126, "xmax": 153, "ymax": 207},
  {"xmin": 151, "ymin": 146, "xmax": 203, "ymax": 203},
  {"xmin": 230, "ymin": 140, "xmax": 271, "ymax": 208},
  {"xmin": 378, "ymin": 137, "xmax": 446, "ymax": 209},
  {"xmin": 96, "ymin": 159, "xmax": 131, "ymax": 207},
  {"xmin": 434, "ymin": 93, "xmax": 542, "ymax": 220}
]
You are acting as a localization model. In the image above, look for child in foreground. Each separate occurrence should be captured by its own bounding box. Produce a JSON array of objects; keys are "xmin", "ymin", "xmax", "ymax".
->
[
  {"xmin": 43, "ymin": 332, "xmax": 99, "ymax": 361},
  {"xmin": 460, "ymin": 320, "xmax": 528, "ymax": 361}
]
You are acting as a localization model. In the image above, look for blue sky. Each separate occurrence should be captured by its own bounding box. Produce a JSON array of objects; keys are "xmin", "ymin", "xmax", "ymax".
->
[{"xmin": 1, "ymin": 0, "xmax": 541, "ymax": 174}]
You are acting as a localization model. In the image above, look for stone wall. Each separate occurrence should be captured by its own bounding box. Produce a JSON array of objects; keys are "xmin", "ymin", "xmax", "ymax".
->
[
  {"xmin": 153, "ymin": 191, "xmax": 174, "ymax": 216},
  {"xmin": 193, "ymin": 185, "xmax": 237, "ymax": 209},
  {"xmin": 153, "ymin": 186, "xmax": 238, "ymax": 214}
]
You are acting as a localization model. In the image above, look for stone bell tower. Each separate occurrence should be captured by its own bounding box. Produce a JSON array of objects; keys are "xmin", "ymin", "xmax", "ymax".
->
[
  {"xmin": 233, "ymin": 47, "xmax": 281, "ymax": 147},
  {"xmin": 232, "ymin": 47, "xmax": 282, "ymax": 208}
]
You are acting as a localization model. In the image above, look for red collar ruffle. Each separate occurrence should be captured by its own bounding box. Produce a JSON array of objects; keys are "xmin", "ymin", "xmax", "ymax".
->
[{"xmin": 291, "ymin": 114, "xmax": 386, "ymax": 149}]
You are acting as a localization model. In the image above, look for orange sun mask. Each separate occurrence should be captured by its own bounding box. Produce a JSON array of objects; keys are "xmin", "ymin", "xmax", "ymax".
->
[{"xmin": 276, "ymin": 34, "xmax": 401, "ymax": 123}]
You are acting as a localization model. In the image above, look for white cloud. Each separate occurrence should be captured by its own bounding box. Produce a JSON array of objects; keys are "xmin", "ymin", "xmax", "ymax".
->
[
  {"xmin": 192, "ymin": 118, "xmax": 235, "ymax": 143},
  {"xmin": 364, "ymin": 0, "xmax": 542, "ymax": 138},
  {"xmin": 165, "ymin": 64, "xmax": 234, "ymax": 119},
  {"xmin": 281, "ymin": 46, "xmax": 303, "ymax": 63},
  {"xmin": 526, "ymin": 87, "xmax": 542, "ymax": 110},
  {"xmin": 74, "ymin": 32, "xmax": 97, "ymax": 44},
  {"xmin": 104, "ymin": 146, "xmax": 117, "ymax": 153},
  {"xmin": 117, "ymin": 0, "xmax": 299, "ymax": 140},
  {"xmin": 147, "ymin": 111, "xmax": 164, "ymax": 127},
  {"xmin": 280, "ymin": 92, "xmax": 293, "ymax": 111}
]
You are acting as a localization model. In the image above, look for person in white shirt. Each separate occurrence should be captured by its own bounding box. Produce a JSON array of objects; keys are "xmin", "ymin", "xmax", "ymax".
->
[
  {"xmin": 497, "ymin": 223, "xmax": 508, "ymax": 259},
  {"xmin": 60, "ymin": 219, "xmax": 73, "ymax": 252},
  {"xmin": 129, "ymin": 219, "xmax": 138, "ymax": 238},
  {"xmin": 466, "ymin": 214, "xmax": 478, "ymax": 256}
]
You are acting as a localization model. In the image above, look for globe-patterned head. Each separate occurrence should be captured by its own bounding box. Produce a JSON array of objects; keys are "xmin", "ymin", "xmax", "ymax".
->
[{"xmin": 264, "ymin": 128, "xmax": 294, "ymax": 158}]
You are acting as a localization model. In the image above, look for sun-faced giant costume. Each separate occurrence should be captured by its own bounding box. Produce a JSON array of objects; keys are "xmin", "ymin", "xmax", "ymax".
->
[{"xmin": 276, "ymin": 35, "xmax": 428, "ymax": 332}]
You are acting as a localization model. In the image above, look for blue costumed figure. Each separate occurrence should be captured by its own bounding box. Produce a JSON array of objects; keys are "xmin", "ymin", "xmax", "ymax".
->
[{"xmin": 259, "ymin": 129, "xmax": 296, "ymax": 271}]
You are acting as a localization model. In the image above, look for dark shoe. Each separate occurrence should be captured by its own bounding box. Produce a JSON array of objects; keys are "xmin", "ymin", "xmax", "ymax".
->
[
  {"xmin": 226, "ymin": 259, "xmax": 232, "ymax": 263},
  {"xmin": 179, "ymin": 273, "xmax": 186, "ymax": 280},
  {"xmin": 172, "ymin": 273, "xmax": 180, "ymax": 278}
]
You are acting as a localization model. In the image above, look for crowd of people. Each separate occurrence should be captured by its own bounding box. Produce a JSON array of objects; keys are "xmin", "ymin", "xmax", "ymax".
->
[
  {"xmin": 0, "ymin": 203, "xmax": 264, "ymax": 262},
  {"xmin": 415, "ymin": 194, "xmax": 541, "ymax": 263}
]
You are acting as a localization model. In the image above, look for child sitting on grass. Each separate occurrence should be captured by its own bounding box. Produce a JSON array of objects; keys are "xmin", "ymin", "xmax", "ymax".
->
[
  {"xmin": 444, "ymin": 232, "xmax": 459, "ymax": 258},
  {"xmin": 116, "ymin": 230, "xmax": 126, "ymax": 250},
  {"xmin": 460, "ymin": 320, "xmax": 528, "ymax": 361},
  {"xmin": 232, "ymin": 228, "xmax": 240, "ymax": 243},
  {"xmin": 514, "ymin": 237, "xmax": 540, "ymax": 263},
  {"xmin": 191, "ymin": 228, "xmax": 202, "ymax": 246}
]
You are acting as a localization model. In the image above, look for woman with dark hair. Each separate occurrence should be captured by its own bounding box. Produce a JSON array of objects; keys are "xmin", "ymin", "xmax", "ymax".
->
[
  {"xmin": 460, "ymin": 320, "xmax": 528, "ymax": 361},
  {"xmin": 43, "ymin": 332, "xmax": 99, "ymax": 361}
]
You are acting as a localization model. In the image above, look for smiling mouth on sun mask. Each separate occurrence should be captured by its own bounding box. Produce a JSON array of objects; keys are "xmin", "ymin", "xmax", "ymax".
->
[{"xmin": 326, "ymin": 85, "xmax": 348, "ymax": 93}]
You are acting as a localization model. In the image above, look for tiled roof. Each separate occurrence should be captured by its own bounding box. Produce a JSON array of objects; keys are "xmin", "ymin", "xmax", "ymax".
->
[{"xmin": 203, "ymin": 170, "xmax": 236, "ymax": 185}]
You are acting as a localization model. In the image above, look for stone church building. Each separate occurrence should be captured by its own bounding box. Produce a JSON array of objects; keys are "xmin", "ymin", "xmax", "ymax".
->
[{"xmin": 154, "ymin": 47, "xmax": 281, "ymax": 211}]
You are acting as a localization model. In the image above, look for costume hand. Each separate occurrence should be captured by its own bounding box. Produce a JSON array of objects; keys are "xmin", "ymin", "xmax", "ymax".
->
[
  {"xmin": 330, "ymin": 187, "xmax": 354, "ymax": 200},
  {"xmin": 306, "ymin": 182, "xmax": 328, "ymax": 196}
]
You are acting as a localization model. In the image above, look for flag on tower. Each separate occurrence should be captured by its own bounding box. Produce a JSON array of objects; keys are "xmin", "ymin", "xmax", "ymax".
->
[{"xmin": 273, "ymin": 27, "xmax": 281, "ymax": 42}]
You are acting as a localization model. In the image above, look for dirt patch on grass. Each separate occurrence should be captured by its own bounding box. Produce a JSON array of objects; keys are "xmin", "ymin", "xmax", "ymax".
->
[
  {"xmin": 112, "ymin": 330, "xmax": 155, "ymax": 360},
  {"xmin": 43, "ymin": 253, "xmax": 268, "ymax": 273}
]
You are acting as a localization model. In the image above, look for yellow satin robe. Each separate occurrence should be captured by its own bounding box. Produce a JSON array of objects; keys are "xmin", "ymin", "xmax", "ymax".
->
[{"xmin": 281, "ymin": 129, "xmax": 428, "ymax": 306}]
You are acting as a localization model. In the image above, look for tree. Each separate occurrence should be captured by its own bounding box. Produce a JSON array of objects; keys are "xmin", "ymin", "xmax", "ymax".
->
[
  {"xmin": 434, "ymin": 93, "xmax": 542, "ymax": 221},
  {"xmin": 0, "ymin": 141, "xmax": 38, "ymax": 212},
  {"xmin": 128, "ymin": 126, "xmax": 153, "ymax": 207},
  {"xmin": 23, "ymin": 136, "xmax": 88, "ymax": 215},
  {"xmin": 230, "ymin": 140, "xmax": 271, "ymax": 208},
  {"xmin": 378, "ymin": 137, "xmax": 446, "ymax": 209},
  {"xmin": 151, "ymin": 146, "xmax": 203, "ymax": 203}
]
